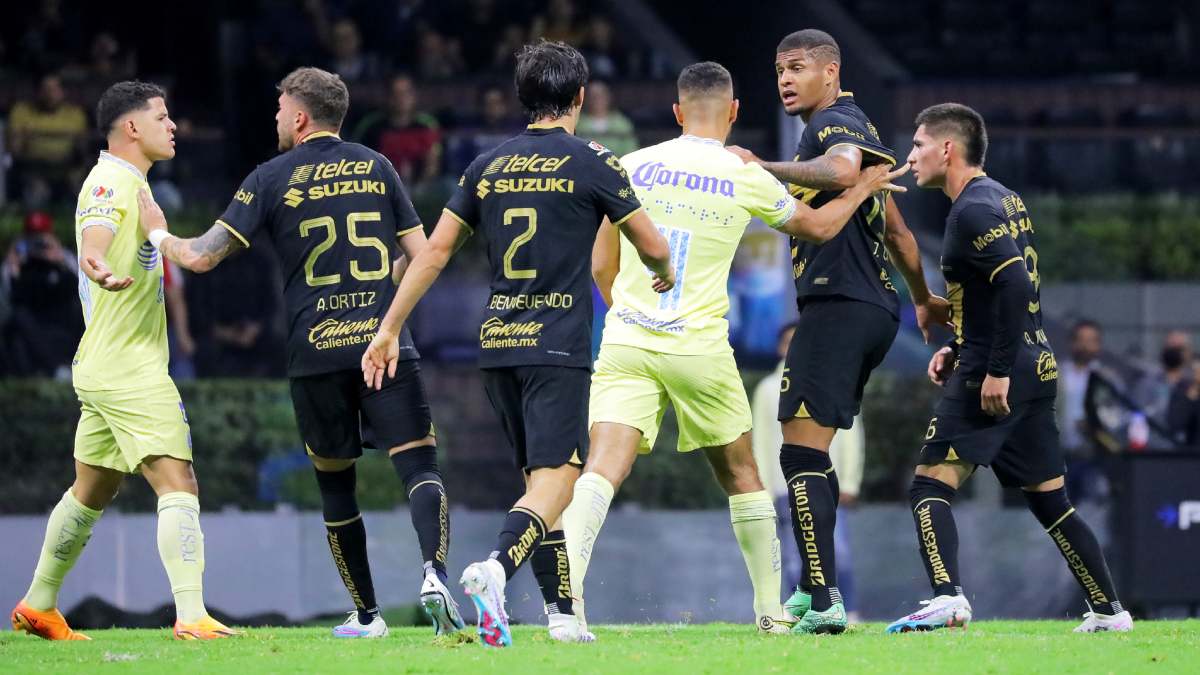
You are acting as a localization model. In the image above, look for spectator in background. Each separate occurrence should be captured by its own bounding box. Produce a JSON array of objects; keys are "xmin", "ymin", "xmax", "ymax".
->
[
  {"xmin": 490, "ymin": 23, "xmax": 528, "ymax": 74},
  {"xmin": 1168, "ymin": 363, "xmax": 1200, "ymax": 448},
  {"xmin": 63, "ymin": 32, "xmax": 136, "ymax": 84},
  {"xmin": 578, "ymin": 15, "xmax": 621, "ymax": 79},
  {"xmin": 448, "ymin": 84, "xmax": 522, "ymax": 174},
  {"xmin": 1058, "ymin": 319, "xmax": 1121, "ymax": 499},
  {"xmin": 326, "ymin": 18, "xmax": 382, "ymax": 83},
  {"xmin": 415, "ymin": 25, "xmax": 466, "ymax": 81},
  {"xmin": 575, "ymin": 80, "xmax": 637, "ymax": 158},
  {"xmin": 353, "ymin": 74, "xmax": 443, "ymax": 186},
  {"xmin": 0, "ymin": 211, "xmax": 82, "ymax": 377},
  {"xmin": 186, "ymin": 244, "xmax": 282, "ymax": 378},
  {"xmin": 1134, "ymin": 330, "xmax": 1194, "ymax": 427},
  {"xmin": 7, "ymin": 73, "xmax": 88, "ymax": 207},
  {"xmin": 16, "ymin": 0, "xmax": 82, "ymax": 73},
  {"xmin": 752, "ymin": 322, "xmax": 864, "ymax": 619},
  {"xmin": 531, "ymin": 0, "xmax": 583, "ymax": 44}
]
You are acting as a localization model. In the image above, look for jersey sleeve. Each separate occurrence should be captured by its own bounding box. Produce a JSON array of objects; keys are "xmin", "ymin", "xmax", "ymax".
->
[
  {"xmin": 380, "ymin": 155, "xmax": 423, "ymax": 237},
  {"xmin": 443, "ymin": 158, "xmax": 483, "ymax": 232},
  {"xmin": 737, "ymin": 162, "xmax": 797, "ymax": 229},
  {"xmin": 589, "ymin": 145, "xmax": 641, "ymax": 226},
  {"xmin": 955, "ymin": 203, "xmax": 1025, "ymax": 282},
  {"xmin": 76, "ymin": 182, "xmax": 126, "ymax": 234},
  {"xmin": 807, "ymin": 107, "xmax": 896, "ymax": 167},
  {"xmin": 215, "ymin": 166, "xmax": 266, "ymax": 247}
]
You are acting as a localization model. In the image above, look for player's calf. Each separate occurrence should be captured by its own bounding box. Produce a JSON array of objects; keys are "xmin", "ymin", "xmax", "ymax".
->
[{"xmin": 313, "ymin": 463, "xmax": 382, "ymax": 634}]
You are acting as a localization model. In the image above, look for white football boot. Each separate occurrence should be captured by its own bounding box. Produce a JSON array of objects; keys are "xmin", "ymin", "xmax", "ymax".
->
[
  {"xmin": 1074, "ymin": 609, "xmax": 1133, "ymax": 633},
  {"xmin": 332, "ymin": 610, "xmax": 388, "ymax": 638},
  {"xmin": 420, "ymin": 573, "xmax": 466, "ymax": 636},
  {"xmin": 886, "ymin": 594, "xmax": 972, "ymax": 633},
  {"xmin": 461, "ymin": 559, "xmax": 511, "ymax": 647}
]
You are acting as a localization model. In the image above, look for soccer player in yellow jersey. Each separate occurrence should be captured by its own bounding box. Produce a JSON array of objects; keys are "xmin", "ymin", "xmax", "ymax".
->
[
  {"xmin": 562, "ymin": 62, "xmax": 906, "ymax": 634},
  {"xmin": 10, "ymin": 82, "xmax": 237, "ymax": 641}
]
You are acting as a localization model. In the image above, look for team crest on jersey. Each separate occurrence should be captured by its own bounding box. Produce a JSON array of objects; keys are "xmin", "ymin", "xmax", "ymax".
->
[{"xmin": 92, "ymin": 185, "xmax": 114, "ymax": 200}]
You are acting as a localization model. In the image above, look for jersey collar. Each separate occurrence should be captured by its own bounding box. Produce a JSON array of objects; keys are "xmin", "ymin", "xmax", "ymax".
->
[
  {"xmin": 99, "ymin": 151, "xmax": 146, "ymax": 182},
  {"xmin": 525, "ymin": 123, "xmax": 569, "ymax": 135},
  {"xmin": 298, "ymin": 130, "xmax": 340, "ymax": 144},
  {"xmin": 679, "ymin": 134, "xmax": 724, "ymax": 148}
]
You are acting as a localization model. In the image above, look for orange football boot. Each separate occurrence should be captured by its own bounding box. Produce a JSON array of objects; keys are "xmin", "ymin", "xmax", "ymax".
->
[
  {"xmin": 11, "ymin": 600, "xmax": 91, "ymax": 640},
  {"xmin": 173, "ymin": 615, "xmax": 243, "ymax": 640}
]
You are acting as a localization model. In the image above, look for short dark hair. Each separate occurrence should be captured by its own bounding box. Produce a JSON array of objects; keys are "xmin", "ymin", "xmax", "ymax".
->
[
  {"xmin": 677, "ymin": 61, "xmax": 733, "ymax": 99},
  {"xmin": 915, "ymin": 103, "xmax": 988, "ymax": 167},
  {"xmin": 777, "ymin": 29, "xmax": 840, "ymax": 64},
  {"xmin": 514, "ymin": 39, "xmax": 588, "ymax": 121},
  {"xmin": 277, "ymin": 67, "xmax": 350, "ymax": 128},
  {"xmin": 96, "ymin": 80, "xmax": 167, "ymax": 135}
]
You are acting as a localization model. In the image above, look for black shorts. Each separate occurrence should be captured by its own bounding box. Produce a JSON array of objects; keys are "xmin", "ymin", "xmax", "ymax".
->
[
  {"xmin": 289, "ymin": 360, "xmax": 432, "ymax": 460},
  {"xmin": 482, "ymin": 365, "xmax": 588, "ymax": 472},
  {"xmin": 778, "ymin": 297, "xmax": 899, "ymax": 429},
  {"xmin": 919, "ymin": 396, "xmax": 1065, "ymax": 488}
]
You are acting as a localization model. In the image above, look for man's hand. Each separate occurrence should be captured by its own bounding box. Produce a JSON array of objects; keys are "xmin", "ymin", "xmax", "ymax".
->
[
  {"xmin": 362, "ymin": 329, "xmax": 400, "ymax": 390},
  {"xmin": 726, "ymin": 145, "xmax": 762, "ymax": 165},
  {"xmin": 981, "ymin": 374, "xmax": 1011, "ymax": 417},
  {"xmin": 858, "ymin": 162, "xmax": 910, "ymax": 194},
  {"xmin": 927, "ymin": 346, "xmax": 955, "ymax": 386},
  {"xmin": 915, "ymin": 295, "xmax": 952, "ymax": 344},
  {"xmin": 82, "ymin": 256, "xmax": 133, "ymax": 292},
  {"xmin": 137, "ymin": 189, "xmax": 168, "ymax": 238},
  {"xmin": 650, "ymin": 266, "xmax": 675, "ymax": 293}
]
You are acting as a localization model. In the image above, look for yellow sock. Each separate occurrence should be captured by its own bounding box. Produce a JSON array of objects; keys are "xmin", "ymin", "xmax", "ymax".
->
[
  {"xmin": 157, "ymin": 492, "xmax": 207, "ymax": 623},
  {"xmin": 729, "ymin": 490, "xmax": 784, "ymax": 621},
  {"xmin": 561, "ymin": 472, "xmax": 614, "ymax": 603},
  {"xmin": 25, "ymin": 490, "xmax": 103, "ymax": 611}
]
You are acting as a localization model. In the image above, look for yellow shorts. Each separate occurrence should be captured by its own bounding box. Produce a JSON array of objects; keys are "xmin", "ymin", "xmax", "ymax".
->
[
  {"xmin": 74, "ymin": 381, "xmax": 193, "ymax": 474},
  {"xmin": 589, "ymin": 343, "xmax": 752, "ymax": 453}
]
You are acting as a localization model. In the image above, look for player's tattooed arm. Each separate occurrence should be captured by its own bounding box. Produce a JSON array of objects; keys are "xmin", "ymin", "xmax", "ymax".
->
[
  {"xmin": 729, "ymin": 144, "xmax": 862, "ymax": 191},
  {"xmin": 775, "ymin": 163, "xmax": 907, "ymax": 243},
  {"xmin": 137, "ymin": 189, "xmax": 245, "ymax": 273}
]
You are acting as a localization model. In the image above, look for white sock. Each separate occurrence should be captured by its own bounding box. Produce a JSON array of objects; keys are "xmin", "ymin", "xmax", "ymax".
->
[{"xmin": 561, "ymin": 473, "xmax": 615, "ymax": 605}]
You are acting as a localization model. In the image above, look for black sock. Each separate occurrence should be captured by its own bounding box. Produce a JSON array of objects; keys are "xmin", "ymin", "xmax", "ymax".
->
[
  {"xmin": 909, "ymin": 475, "xmax": 962, "ymax": 598},
  {"xmin": 315, "ymin": 465, "xmax": 378, "ymax": 624},
  {"xmin": 391, "ymin": 447, "xmax": 449, "ymax": 584},
  {"xmin": 780, "ymin": 444, "xmax": 839, "ymax": 611},
  {"xmin": 1024, "ymin": 487, "xmax": 1122, "ymax": 615},
  {"xmin": 491, "ymin": 507, "xmax": 546, "ymax": 579},
  {"xmin": 531, "ymin": 530, "xmax": 573, "ymax": 615}
]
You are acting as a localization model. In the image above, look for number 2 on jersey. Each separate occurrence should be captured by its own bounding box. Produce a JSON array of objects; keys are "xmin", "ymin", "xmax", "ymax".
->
[
  {"xmin": 502, "ymin": 208, "xmax": 538, "ymax": 279},
  {"xmin": 299, "ymin": 212, "xmax": 390, "ymax": 287}
]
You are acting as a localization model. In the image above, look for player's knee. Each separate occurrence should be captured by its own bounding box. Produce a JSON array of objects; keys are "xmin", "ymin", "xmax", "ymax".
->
[
  {"xmin": 313, "ymin": 462, "xmax": 358, "ymax": 522},
  {"xmin": 909, "ymin": 474, "xmax": 957, "ymax": 508},
  {"xmin": 779, "ymin": 443, "xmax": 831, "ymax": 481},
  {"xmin": 914, "ymin": 461, "xmax": 969, "ymax": 488},
  {"xmin": 1021, "ymin": 479, "xmax": 1072, "ymax": 530},
  {"xmin": 310, "ymin": 455, "xmax": 355, "ymax": 473},
  {"xmin": 389, "ymin": 443, "xmax": 441, "ymax": 486}
]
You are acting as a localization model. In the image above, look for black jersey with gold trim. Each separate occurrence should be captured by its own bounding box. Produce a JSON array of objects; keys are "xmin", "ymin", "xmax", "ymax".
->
[
  {"xmin": 789, "ymin": 92, "xmax": 899, "ymax": 317},
  {"xmin": 941, "ymin": 175, "xmax": 1057, "ymax": 405},
  {"xmin": 444, "ymin": 125, "xmax": 641, "ymax": 369},
  {"xmin": 217, "ymin": 132, "xmax": 422, "ymax": 377}
]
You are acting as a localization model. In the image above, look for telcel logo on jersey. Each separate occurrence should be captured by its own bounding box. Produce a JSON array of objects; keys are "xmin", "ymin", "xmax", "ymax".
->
[
  {"xmin": 479, "ymin": 317, "xmax": 542, "ymax": 349},
  {"xmin": 482, "ymin": 153, "xmax": 571, "ymax": 175},
  {"xmin": 1157, "ymin": 501, "xmax": 1200, "ymax": 530},
  {"xmin": 631, "ymin": 162, "xmax": 735, "ymax": 198}
]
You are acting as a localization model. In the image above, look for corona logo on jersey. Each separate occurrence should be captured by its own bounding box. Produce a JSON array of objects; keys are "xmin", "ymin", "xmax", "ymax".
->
[
  {"xmin": 631, "ymin": 161, "xmax": 735, "ymax": 198},
  {"xmin": 307, "ymin": 316, "xmax": 380, "ymax": 350},
  {"xmin": 479, "ymin": 317, "xmax": 542, "ymax": 349}
]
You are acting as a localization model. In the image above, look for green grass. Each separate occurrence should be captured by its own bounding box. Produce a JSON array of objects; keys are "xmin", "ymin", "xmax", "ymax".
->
[{"xmin": 1, "ymin": 621, "xmax": 1197, "ymax": 674}]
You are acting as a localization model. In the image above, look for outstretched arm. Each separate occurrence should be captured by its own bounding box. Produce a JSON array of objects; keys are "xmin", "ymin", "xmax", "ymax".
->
[
  {"xmin": 138, "ymin": 189, "xmax": 244, "ymax": 273},
  {"xmin": 773, "ymin": 163, "xmax": 908, "ymax": 243},
  {"xmin": 362, "ymin": 210, "xmax": 471, "ymax": 388},
  {"xmin": 79, "ymin": 226, "xmax": 134, "ymax": 292},
  {"xmin": 730, "ymin": 144, "xmax": 863, "ymax": 191}
]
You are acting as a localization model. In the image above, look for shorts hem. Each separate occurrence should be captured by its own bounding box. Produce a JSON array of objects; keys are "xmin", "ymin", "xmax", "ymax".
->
[{"xmin": 677, "ymin": 427, "xmax": 751, "ymax": 453}]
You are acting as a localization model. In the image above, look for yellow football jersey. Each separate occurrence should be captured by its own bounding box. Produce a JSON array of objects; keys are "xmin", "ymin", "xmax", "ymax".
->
[
  {"xmin": 602, "ymin": 135, "xmax": 795, "ymax": 355},
  {"xmin": 72, "ymin": 152, "xmax": 169, "ymax": 390}
]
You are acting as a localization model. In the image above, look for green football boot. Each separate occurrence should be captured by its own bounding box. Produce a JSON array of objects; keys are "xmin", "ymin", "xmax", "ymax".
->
[
  {"xmin": 791, "ymin": 602, "xmax": 847, "ymax": 634},
  {"xmin": 784, "ymin": 586, "xmax": 811, "ymax": 620}
]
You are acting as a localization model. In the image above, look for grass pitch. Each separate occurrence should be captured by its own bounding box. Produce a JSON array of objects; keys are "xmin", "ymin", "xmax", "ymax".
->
[{"xmin": 1, "ymin": 621, "xmax": 1196, "ymax": 674}]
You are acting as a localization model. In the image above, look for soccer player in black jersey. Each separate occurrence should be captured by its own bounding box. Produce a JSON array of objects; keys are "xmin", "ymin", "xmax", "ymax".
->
[
  {"xmin": 137, "ymin": 67, "xmax": 464, "ymax": 639},
  {"xmin": 362, "ymin": 41, "xmax": 673, "ymax": 647},
  {"xmin": 729, "ymin": 29, "xmax": 949, "ymax": 633},
  {"xmin": 886, "ymin": 103, "xmax": 1131, "ymax": 634}
]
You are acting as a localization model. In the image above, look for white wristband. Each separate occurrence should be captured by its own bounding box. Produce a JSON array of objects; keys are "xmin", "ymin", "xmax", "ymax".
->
[{"xmin": 148, "ymin": 229, "xmax": 172, "ymax": 250}]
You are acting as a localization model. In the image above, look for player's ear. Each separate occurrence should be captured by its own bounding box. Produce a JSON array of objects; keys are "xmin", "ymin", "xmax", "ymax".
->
[
  {"xmin": 729, "ymin": 98, "xmax": 740, "ymax": 125},
  {"xmin": 574, "ymin": 86, "xmax": 585, "ymax": 111},
  {"xmin": 672, "ymin": 102, "xmax": 684, "ymax": 127},
  {"xmin": 824, "ymin": 59, "xmax": 839, "ymax": 87}
]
